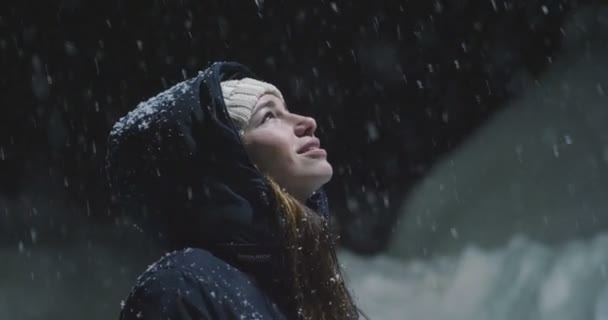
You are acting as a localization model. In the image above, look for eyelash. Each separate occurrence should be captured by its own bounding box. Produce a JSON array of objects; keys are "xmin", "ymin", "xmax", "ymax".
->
[{"xmin": 261, "ymin": 111, "xmax": 276, "ymax": 124}]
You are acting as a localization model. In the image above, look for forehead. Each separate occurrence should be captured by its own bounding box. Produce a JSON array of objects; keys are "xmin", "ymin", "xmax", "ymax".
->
[{"xmin": 254, "ymin": 94, "xmax": 288, "ymax": 112}]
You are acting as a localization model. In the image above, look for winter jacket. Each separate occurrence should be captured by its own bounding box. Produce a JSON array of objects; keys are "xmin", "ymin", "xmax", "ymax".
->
[{"xmin": 106, "ymin": 61, "xmax": 329, "ymax": 319}]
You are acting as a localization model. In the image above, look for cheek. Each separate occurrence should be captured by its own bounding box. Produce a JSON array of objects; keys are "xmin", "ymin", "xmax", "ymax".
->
[{"xmin": 244, "ymin": 132, "xmax": 296, "ymax": 172}]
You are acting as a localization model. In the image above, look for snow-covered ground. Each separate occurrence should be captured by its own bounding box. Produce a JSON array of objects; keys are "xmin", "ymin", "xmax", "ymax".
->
[{"xmin": 342, "ymin": 233, "xmax": 608, "ymax": 320}]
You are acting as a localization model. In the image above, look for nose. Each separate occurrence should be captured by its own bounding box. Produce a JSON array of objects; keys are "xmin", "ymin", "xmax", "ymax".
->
[{"xmin": 294, "ymin": 114, "xmax": 317, "ymax": 137}]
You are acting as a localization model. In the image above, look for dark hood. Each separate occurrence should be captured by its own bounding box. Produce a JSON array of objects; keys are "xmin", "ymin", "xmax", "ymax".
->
[{"xmin": 105, "ymin": 61, "xmax": 329, "ymax": 272}]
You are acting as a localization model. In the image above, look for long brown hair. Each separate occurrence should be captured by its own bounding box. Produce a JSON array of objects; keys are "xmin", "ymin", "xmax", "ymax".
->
[{"xmin": 265, "ymin": 177, "xmax": 365, "ymax": 320}]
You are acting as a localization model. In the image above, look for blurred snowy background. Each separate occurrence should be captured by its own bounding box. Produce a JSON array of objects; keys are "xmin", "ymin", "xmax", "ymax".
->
[
  {"xmin": 2, "ymin": 1, "xmax": 608, "ymax": 319},
  {"xmin": 345, "ymin": 7, "xmax": 608, "ymax": 318}
]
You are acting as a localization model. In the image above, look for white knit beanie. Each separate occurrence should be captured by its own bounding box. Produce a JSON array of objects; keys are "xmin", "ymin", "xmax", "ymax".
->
[{"xmin": 220, "ymin": 77, "xmax": 284, "ymax": 129}]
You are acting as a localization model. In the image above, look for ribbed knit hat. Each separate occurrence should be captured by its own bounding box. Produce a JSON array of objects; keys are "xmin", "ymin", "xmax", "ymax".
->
[{"xmin": 220, "ymin": 77, "xmax": 284, "ymax": 129}]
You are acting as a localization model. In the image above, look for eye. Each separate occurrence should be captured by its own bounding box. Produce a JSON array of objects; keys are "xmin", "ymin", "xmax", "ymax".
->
[{"xmin": 261, "ymin": 111, "xmax": 276, "ymax": 124}]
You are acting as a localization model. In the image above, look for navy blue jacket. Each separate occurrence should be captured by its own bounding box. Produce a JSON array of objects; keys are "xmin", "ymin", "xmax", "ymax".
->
[
  {"xmin": 118, "ymin": 248, "xmax": 287, "ymax": 319},
  {"xmin": 106, "ymin": 62, "xmax": 329, "ymax": 319}
]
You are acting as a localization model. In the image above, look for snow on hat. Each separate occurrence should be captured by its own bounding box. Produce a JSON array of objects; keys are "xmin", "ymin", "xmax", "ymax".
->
[{"xmin": 220, "ymin": 77, "xmax": 284, "ymax": 129}]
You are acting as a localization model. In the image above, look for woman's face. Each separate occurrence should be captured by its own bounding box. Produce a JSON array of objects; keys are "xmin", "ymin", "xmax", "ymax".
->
[{"xmin": 241, "ymin": 94, "xmax": 333, "ymax": 201}]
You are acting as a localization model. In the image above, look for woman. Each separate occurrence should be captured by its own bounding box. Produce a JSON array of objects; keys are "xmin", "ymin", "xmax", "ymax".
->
[{"xmin": 106, "ymin": 61, "xmax": 364, "ymax": 319}]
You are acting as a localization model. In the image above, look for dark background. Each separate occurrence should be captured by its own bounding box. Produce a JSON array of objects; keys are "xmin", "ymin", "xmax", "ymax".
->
[{"xmin": 0, "ymin": 0, "xmax": 590, "ymax": 255}]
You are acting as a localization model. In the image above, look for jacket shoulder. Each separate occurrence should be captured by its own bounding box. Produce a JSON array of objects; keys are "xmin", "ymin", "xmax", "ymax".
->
[
  {"xmin": 119, "ymin": 263, "xmax": 218, "ymax": 320},
  {"xmin": 119, "ymin": 248, "xmax": 286, "ymax": 320}
]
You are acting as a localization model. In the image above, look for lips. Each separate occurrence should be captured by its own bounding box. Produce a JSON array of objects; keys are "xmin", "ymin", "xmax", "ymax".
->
[{"xmin": 297, "ymin": 138, "xmax": 321, "ymax": 154}]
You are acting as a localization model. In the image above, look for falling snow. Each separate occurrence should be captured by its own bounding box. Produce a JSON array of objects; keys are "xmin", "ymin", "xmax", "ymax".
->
[{"xmin": 3, "ymin": 2, "xmax": 608, "ymax": 320}]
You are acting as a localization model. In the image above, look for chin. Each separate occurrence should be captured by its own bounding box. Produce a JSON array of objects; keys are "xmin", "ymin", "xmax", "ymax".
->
[
  {"xmin": 312, "ymin": 160, "xmax": 333, "ymax": 187},
  {"xmin": 322, "ymin": 161, "xmax": 334, "ymax": 180},
  {"xmin": 290, "ymin": 158, "xmax": 333, "ymax": 195}
]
